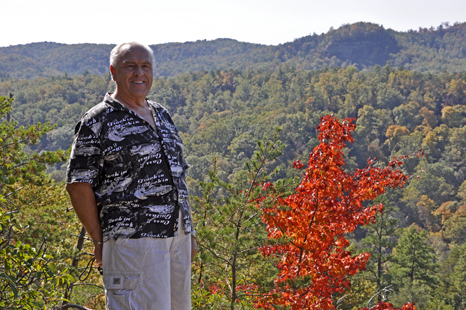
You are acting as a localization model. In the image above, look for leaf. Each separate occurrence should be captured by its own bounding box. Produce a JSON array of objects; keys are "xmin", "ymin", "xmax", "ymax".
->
[{"xmin": 256, "ymin": 115, "xmax": 411, "ymax": 310}]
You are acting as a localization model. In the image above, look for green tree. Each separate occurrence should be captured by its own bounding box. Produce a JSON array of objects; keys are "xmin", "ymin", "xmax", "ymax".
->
[
  {"xmin": 449, "ymin": 126, "xmax": 466, "ymax": 166},
  {"xmin": 446, "ymin": 242, "xmax": 466, "ymax": 309},
  {"xmin": 356, "ymin": 105, "xmax": 379, "ymax": 142},
  {"xmin": 0, "ymin": 95, "xmax": 72, "ymax": 309},
  {"xmin": 361, "ymin": 196, "xmax": 399, "ymax": 302},
  {"xmin": 192, "ymin": 130, "xmax": 294, "ymax": 310},
  {"xmin": 389, "ymin": 224, "xmax": 438, "ymax": 308}
]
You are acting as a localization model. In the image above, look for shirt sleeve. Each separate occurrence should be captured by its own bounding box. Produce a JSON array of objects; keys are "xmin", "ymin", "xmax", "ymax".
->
[{"xmin": 66, "ymin": 117, "xmax": 103, "ymax": 187}]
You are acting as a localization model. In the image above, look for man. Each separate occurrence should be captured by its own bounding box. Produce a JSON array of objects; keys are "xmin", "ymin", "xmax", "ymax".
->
[{"xmin": 66, "ymin": 42, "xmax": 197, "ymax": 310}]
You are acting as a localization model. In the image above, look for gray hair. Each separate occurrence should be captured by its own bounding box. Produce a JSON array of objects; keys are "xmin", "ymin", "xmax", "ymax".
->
[{"xmin": 109, "ymin": 42, "xmax": 155, "ymax": 68}]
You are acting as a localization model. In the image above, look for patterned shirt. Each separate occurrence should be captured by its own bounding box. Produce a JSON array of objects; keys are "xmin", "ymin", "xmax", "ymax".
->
[{"xmin": 66, "ymin": 94, "xmax": 192, "ymax": 241}]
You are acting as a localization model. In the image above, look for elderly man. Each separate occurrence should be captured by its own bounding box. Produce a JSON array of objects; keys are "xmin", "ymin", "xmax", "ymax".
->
[{"xmin": 65, "ymin": 42, "xmax": 196, "ymax": 310}]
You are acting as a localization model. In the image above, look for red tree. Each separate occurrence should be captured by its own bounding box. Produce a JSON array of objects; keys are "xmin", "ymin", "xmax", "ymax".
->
[{"xmin": 255, "ymin": 115, "xmax": 416, "ymax": 310}]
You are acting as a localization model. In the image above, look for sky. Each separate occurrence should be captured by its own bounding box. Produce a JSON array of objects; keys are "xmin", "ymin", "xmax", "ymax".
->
[{"xmin": 1, "ymin": 0, "xmax": 466, "ymax": 48}]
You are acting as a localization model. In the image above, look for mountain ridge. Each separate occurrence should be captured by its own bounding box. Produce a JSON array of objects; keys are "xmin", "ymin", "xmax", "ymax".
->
[{"xmin": 1, "ymin": 22, "xmax": 465, "ymax": 79}]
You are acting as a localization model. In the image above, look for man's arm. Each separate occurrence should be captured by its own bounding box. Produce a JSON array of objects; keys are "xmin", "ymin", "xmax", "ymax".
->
[{"xmin": 65, "ymin": 182, "xmax": 103, "ymax": 267}]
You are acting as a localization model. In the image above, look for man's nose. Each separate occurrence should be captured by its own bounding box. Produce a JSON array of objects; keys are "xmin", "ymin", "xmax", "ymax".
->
[{"xmin": 134, "ymin": 65, "xmax": 144, "ymax": 75}]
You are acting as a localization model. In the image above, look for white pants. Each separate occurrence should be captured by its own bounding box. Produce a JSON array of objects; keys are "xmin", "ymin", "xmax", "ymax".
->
[{"xmin": 102, "ymin": 223, "xmax": 191, "ymax": 310}]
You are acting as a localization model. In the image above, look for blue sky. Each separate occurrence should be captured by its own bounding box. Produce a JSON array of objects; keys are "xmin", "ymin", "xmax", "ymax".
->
[{"xmin": 2, "ymin": 0, "xmax": 466, "ymax": 47}]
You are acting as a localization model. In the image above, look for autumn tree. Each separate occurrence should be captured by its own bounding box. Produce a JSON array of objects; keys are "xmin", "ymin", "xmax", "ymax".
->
[
  {"xmin": 255, "ymin": 115, "xmax": 415, "ymax": 310},
  {"xmin": 441, "ymin": 106, "xmax": 464, "ymax": 128}
]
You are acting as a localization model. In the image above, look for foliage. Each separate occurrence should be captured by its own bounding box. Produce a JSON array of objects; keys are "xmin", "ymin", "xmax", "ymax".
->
[
  {"xmin": 0, "ymin": 96, "xmax": 67, "ymax": 186},
  {"xmin": 7, "ymin": 182, "xmax": 105, "ymax": 309},
  {"xmin": 192, "ymin": 130, "xmax": 296, "ymax": 309},
  {"xmin": 358, "ymin": 196, "xmax": 399, "ymax": 305},
  {"xmin": 255, "ymin": 115, "xmax": 412, "ymax": 309},
  {"xmin": 0, "ymin": 95, "xmax": 73, "ymax": 309},
  {"xmin": 389, "ymin": 224, "xmax": 438, "ymax": 308},
  {"xmin": 0, "ymin": 95, "xmax": 104, "ymax": 309},
  {"xmin": 2, "ymin": 22, "xmax": 466, "ymax": 80},
  {"xmin": 358, "ymin": 302, "xmax": 416, "ymax": 310},
  {"xmin": 1, "ymin": 45, "xmax": 466, "ymax": 307},
  {"xmin": 0, "ymin": 210, "xmax": 73, "ymax": 309}
]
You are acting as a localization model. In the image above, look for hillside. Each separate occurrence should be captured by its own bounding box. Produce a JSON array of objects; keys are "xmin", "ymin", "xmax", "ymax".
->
[
  {"xmin": 2, "ymin": 21, "xmax": 466, "ymax": 307},
  {"xmin": 1, "ymin": 22, "xmax": 466, "ymax": 79},
  {"xmin": 3, "ymin": 64, "xmax": 466, "ymax": 308}
]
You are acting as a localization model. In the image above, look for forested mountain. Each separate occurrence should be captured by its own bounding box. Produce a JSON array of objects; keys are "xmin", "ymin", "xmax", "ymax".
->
[
  {"xmin": 3, "ymin": 63, "xmax": 466, "ymax": 308},
  {"xmin": 2, "ymin": 21, "xmax": 466, "ymax": 309},
  {"xmin": 4, "ymin": 64, "xmax": 466, "ymax": 219},
  {"xmin": 1, "ymin": 22, "xmax": 466, "ymax": 79}
]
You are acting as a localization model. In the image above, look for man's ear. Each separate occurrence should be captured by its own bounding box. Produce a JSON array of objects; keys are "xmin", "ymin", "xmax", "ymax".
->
[{"xmin": 110, "ymin": 65, "xmax": 116, "ymax": 80}]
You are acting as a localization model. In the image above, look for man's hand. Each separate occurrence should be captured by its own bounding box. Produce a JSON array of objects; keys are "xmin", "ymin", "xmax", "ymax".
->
[
  {"xmin": 94, "ymin": 243, "xmax": 103, "ymax": 267},
  {"xmin": 191, "ymin": 235, "xmax": 198, "ymax": 263}
]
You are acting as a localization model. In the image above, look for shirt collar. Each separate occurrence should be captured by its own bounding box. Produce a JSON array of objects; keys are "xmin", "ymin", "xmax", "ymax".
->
[{"xmin": 104, "ymin": 93, "xmax": 161, "ymax": 112}]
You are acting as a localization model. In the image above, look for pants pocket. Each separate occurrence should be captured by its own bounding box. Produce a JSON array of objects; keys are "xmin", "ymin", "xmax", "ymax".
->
[{"xmin": 103, "ymin": 272, "xmax": 140, "ymax": 310}]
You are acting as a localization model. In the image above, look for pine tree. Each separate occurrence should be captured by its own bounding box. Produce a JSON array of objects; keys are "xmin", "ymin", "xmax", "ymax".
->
[
  {"xmin": 361, "ymin": 196, "xmax": 399, "ymax": 302},
  {"xmin": 192, "ymin": 129, "xmax": 295, "ymax": 309},
  {"xmin": 389, "ymin": 224, "xmax": 438, "ymax": 308}
]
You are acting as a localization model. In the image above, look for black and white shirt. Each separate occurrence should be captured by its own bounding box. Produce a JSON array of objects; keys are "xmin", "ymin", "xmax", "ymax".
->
[{"xmin": 66, "ymin": 94, "xmax": 192, "ymax": 241}]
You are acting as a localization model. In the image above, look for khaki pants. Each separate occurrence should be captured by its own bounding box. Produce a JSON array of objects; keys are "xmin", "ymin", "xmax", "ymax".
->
[{"xmin": 102, "ymin": 223, "xmax": 191, "ymax": 310}]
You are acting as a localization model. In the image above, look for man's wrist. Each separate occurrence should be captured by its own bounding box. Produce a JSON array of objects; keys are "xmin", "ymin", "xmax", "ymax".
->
[{"xmin": 92, "ymin": 240, "xmax": 104, "ymax": 245}]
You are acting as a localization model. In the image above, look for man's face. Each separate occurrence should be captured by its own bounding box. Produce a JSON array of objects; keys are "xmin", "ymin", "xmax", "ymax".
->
[{"xmin": 111, "ymin": 45, "xmax": 153, "ymax": 102}]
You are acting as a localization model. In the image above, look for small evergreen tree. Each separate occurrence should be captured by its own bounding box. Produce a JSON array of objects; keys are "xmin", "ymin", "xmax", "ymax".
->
[
  {"xmin": 389, "ymin": 224, "xmax": 438, "ymax": 308},
  {"xmin": 192, "ymin": 129, "xmax": 296, "ymax": 309},
  {"xmin": 361, "ymin": 196, "xmax": 399, "ymax": 302}
]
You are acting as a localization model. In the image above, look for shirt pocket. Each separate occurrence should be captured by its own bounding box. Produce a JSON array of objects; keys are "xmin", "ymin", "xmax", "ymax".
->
[{"xmin": 103, "ymin": 272, "xmax": 140, "ymax": 310}]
